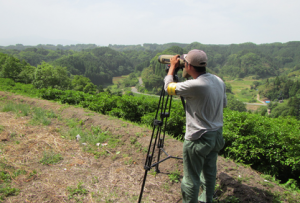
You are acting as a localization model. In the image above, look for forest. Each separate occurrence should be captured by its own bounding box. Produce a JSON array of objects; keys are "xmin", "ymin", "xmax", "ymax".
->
[{"xmin": 0, "ymin": 41, "xmax": 300, "ymax": 119}]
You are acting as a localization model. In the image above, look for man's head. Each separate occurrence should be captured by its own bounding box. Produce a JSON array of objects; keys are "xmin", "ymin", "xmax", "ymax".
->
[{"xmin": 183, "ymin": 49, "xmax": 207, "ymax": 73}]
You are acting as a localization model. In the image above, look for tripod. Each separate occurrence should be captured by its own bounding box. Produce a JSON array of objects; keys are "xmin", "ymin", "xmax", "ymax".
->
[{"xmin": 138, "ymin": 73, "xmax": 185, "ymax": 203}]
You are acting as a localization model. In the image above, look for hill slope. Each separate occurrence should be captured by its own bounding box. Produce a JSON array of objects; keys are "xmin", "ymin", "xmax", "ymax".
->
[{"xmin": 0, "ymin": 91, "xmax": 298, "ymax": 202}]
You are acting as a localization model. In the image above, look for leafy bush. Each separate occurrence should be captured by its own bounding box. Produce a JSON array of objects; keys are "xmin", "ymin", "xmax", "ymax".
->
[
  {"xmin": 222, "ymin": 108, "xmax": 300, "ymax": 183},
  {"xmin": 0, "ymin": 78, "xmax": 39, "ymax": 97}
]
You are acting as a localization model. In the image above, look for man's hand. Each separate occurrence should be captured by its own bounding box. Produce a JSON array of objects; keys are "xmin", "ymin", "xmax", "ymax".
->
[{"xmin": 167, "ymin": 55, "xmax": 180, "ymax": 76}]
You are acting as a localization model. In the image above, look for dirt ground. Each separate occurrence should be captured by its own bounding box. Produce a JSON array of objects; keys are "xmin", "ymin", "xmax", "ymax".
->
[{"xmin": 0, "ymin": 91, "xmax": 298, "ymax": 203}]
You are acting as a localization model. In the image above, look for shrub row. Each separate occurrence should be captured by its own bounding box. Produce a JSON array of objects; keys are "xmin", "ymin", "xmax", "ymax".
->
[
  {"xmin": 222, "ymin": 109, "xmax": 300, "ymax": 183},
  {"xmin": 39, "ymin": 87, "xmax": 186, "ymax": 137}
]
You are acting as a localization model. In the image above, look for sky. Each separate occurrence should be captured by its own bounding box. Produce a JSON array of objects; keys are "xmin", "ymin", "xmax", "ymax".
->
[{"xmin": 0, "ymin": 0, "xmax": 299, "ymax": 46}]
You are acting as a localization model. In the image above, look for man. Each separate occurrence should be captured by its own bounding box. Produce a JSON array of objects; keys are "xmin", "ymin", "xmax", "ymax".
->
[{"xmin": 164, "ymin": 49, "xmax": 227, "ymax": 203}]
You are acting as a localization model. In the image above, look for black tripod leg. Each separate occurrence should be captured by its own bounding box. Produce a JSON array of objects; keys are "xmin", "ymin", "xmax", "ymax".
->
[
  {"xmin": 138, "ymin": 82, "xmax": 170, "ymax": 203},
  {"xmin": 155, "ymin": 138, "xmax": 163, "ymax": 173},
  {"xmin": 155, "ymin": 93, "xmax": 172, "ymax": 172},
  {"xmin": 138, "ymin": 169, "xmax": 148, "ymax": 203}
]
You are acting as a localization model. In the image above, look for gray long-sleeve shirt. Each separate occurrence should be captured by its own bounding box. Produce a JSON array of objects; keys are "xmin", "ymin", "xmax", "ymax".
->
[{"xmin": 164, "ymin": 73, "xmax": 227, "ymax": 140}]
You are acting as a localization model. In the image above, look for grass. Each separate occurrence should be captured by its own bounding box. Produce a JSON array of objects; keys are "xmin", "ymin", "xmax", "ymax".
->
[
  {"xmin": 62, "ymin": 121, "xmax": 122, "ymax": 158},
  {"xmin": 1, "ymin": 102, "xmax": 57, "ymax": 126},
  {"xmin": 124, "ymin": 157, "xmax": 134, "ymax": 165},
  {"xmin": 162, "ymin": 182, "xmax": 170, "ymax": 192},
  {"xmin": 39, "ymin": 150, "xmax": 63, "ymax": 165},
  {"xmin": 225, "ymin": 77, "xmax": 259, "ymax": 102},
  {"xmin": 0, "ymin": 160, "xmax": 24, "ymax": 201},
  {"xmin": 130, "ymin": 137, "xmax": 137, "ymax": 144},
  {"xmin": 67, "ymin": 182, "xmax": 88, "ymax": 201},
  {"xmin": 168, "ymin": 168, "xmax": 181, "ymax": 183},
  {"xmin": 214, "ymin": 196, "xmax": 240, "ymax": 203},
  {"xmin": 112, "ymin": 75, "xmax": 129, "ymax": 85},
  {"xmin": 0, "ymin": 186, "xmax": 20, "ymax": 201},
  {"xmin": 1, "ymin": 102, "xmax": 31, "ymax": 117},
  {"xmin": 149, "ymin": 169, "xmax": 157, "ymax": 176},
  {"xmin": 30, "ymin": 107, "xmax": 57, "ymax": 125}
]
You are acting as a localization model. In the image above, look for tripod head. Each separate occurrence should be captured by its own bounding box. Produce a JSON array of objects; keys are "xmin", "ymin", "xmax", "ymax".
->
[{"xmin": 164, "ymin": 64, "xmax": 182, "ymax": 80}]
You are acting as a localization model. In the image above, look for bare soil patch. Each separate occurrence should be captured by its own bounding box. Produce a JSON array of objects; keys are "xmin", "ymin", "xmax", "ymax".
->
[{"xmin": 0, "ymin": 91, "xmax": 298, "ymax": 203}]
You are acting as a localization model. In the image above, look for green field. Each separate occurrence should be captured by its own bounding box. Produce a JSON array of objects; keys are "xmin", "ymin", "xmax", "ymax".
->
[
  {"xmin": 225, "ymin": 77, "xmax": 260, "ymax": 103},
  {"xmin": 112, "ymin": 75, "xmax": 129, "ymax": 85}
]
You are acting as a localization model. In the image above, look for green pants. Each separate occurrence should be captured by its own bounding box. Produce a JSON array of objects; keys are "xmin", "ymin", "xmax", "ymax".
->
[{"xmin": 181, "ymin": 128, "xmax": 225, "ymax": 203}]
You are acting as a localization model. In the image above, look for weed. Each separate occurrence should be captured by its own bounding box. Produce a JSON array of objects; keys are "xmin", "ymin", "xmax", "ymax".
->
[
  {"xmin": 92, "ymin": 176, "xmax": 99, "ymax": 184},
  {"xmin": 30, "ymin": 106, "xmax": 55, "ymax": 125},
  {"xmin": 149, "ymin": 169, "xmax": 157, "ymax": 176},
  {"xmin": 85, "ymin": 113, "xmax": 94, "ymax": 116},
  {"xmin": 46, "ymin": 111, "xmax": 57, "ymax": 118},
  {"xmin": 79, "ymin": 119, "xmax": 84, "ymax": 126},
  {"xmin": 283, "ymin": 179, "xmax": 299, "ymax": 191},
  {"xmin": 0, "ymin": 96, "xmax": 7, "ymax": 101},
  {"xmin": 0, "ymin": 171, "xmax": 11, "ymax": 183},
  {"xmin": 135, "ymin": 132, "xmax": 142, "ymax": 137},
  {"xmin": 107, "ymin": 138, "xmax": 120, "ymax": 149},
  {"xmin": 0, "ymin": 186, "xmax": 20, "ymax": 201},
  {"xmin": 134, "ymin": 141, "xmax": 142, "ymax": 151},
  {"xmin": 1, "ymin": 102, "xmax": 30, "ymax": 117},
  {"xmin": 0, "ymin": 125, "xmax": 4, "ymax": 133},
  {"xmin": 168, "ymin": 169, "xmax": 181, "ymax": 183},
  {"xmin": 237, "ymin": 175, "xmax": 251, "ymax": 184},
  {"xmin": 105, "ymin": 198, "xmax": 114, "ymax": 203},
  {"xmin": 111, "ymin": 154, "xmax": 117, "ymax": 161},
  {"xmin": 162, "ymin": 182, "xmax": 170, "ymax": 192},
  {"xmin": 259, "ymin": 180, "xmax": 274, "ymax": 188},
  {"xmin": 130, "ymin": 137, "xmax": 137, "ymax": 144},
  {"xmin": 129, "ymin": 195, "xmax": 138, "ymax": 202},
  {"xmin": 215, "ymin": 183, "xmax": 223, "ymax": 193},
  {"xmin": 67, "ymin": 118, "xmax": 81, "ymax": 128},
  {"xmin": 0, "ymin": 161, "xmax": 24, "ymax": 201},
  {"xmin": 28, "ymin": 170, "xmax": 37, "ymax": 178},
  {"xmin": 1, "ymin": 102, "xmax": 57, "ymax": 126},
  {"xmin": 13, "ymin": 169, "xmax": 26, "ymax": 177},
  {"xmin": 10, "ymin": 132, "xmax": 17, "ymax": 137},
  {"xmin": 270, "ymin": 191, "xmax": 284, "ymax": 203},
  {"xmin": 39, "ymin": 151, "xmax": 63, "ymax": 165},
  {"xmin": 215, "ymin": 195, "xmax": 240, "ymax": 203},
  {"xmin": 124, "ymin": 157, "xmax": 133, "ymax": 165},
  {"xmin": 67, "ymin": 182, "xmax": 88, "ymax": 201}
]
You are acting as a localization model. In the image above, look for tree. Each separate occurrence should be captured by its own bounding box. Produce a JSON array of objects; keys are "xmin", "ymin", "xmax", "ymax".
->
[
  {"xmin": 0, "ymin": 56, "xmax": 23, "ymax": 80},
  {"xmin": 17, "ymin": 64, "xmax": 35, "ymax": 84},
  {"xmin": 71, "ymin": 75, "xmax": 94, "ymax": 92},
  {"xmin": 32, "ymin": 62, "xmax": 71, "ymax": 90},
  {"xmin": 225, "ymin": 83, "xmax": 232, "ymax": 93},
  {"xmin": 83, "ymin": 83, "xmax": 97, "ymax": 94},
  {"xmin": 255, "ymin": 106, "xmax": 268, "ymax": 116},
  {"xmin": 226, "ymin": 94, "xmax": 247, "ymax": 112}
]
